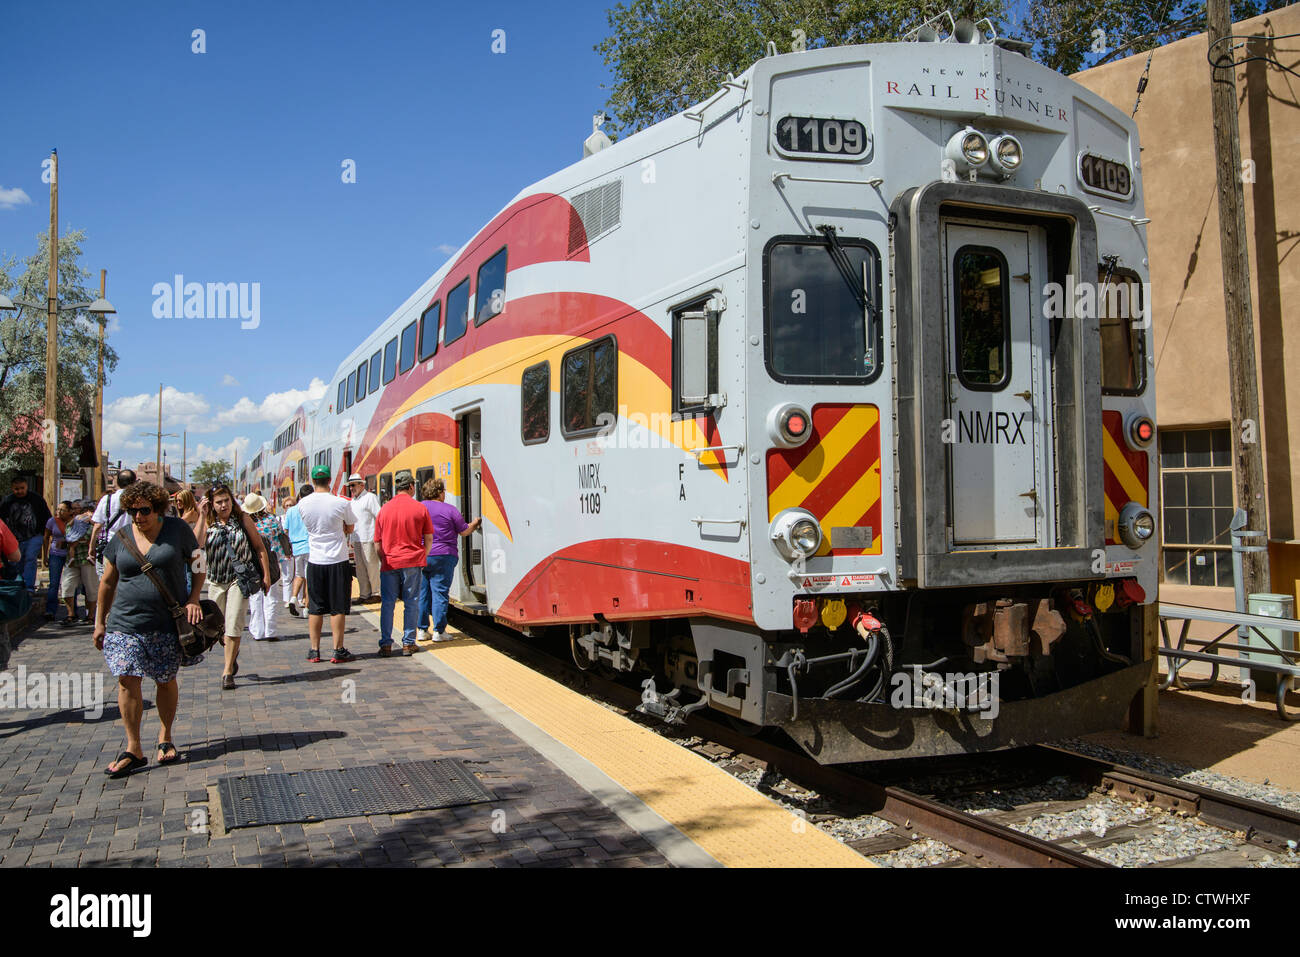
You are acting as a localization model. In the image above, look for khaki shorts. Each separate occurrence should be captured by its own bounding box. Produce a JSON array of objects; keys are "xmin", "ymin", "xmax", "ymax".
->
[
  {"xmin": 60, "ymin": 561, "xmax": 99, "ymax": 599},
  {"xmin": 209, "ymin": 580, "xmax": 249, "ymax": 638}
]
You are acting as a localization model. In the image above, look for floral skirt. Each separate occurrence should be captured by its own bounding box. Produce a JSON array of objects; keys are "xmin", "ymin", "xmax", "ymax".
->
[{"xmin": 103, "ymin": 631, "xmax": 183, "ymax": 684}]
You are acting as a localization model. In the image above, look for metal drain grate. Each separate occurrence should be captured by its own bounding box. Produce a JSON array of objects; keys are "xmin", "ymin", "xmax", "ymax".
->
[{"xmin": 218, "ymin": 759, "xmax": 494, "ymax": 829}]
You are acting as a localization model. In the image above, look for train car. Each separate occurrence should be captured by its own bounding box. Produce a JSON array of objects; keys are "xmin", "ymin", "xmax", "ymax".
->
[
  {"xmin": 251, "ymin": 20, "xmax": 1158, "ymax": 762},
  {"xmin": 265, "ymin": 402, "xmax": 315, "ymax": 511}
]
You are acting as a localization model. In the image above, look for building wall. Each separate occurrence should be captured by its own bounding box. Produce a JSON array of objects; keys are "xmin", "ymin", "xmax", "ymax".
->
[{"xmin": 1075, "ymin": 8, "xmax": 1300, "ymax": 609}]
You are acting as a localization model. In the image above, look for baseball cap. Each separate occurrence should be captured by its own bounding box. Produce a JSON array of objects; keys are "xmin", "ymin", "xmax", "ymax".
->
[
  {"xmin": 311, "ymin": 464, "xmax": 331, "ymax": 481},
  {"xmin": 394, "ymin": 470, "xmax": 414, "ymax": 490}
]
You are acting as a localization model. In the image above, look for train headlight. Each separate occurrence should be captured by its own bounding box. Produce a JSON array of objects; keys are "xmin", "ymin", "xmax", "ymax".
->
[
  {"xmin": 1118, "ymin": 502, "xmax": 1156, "ymax": 549},
  {"xmin": 989, "ymin": 134, "xmax": 1023, "ymax": 176},
  {"xmin": 767, "ymin": 403, "xmax": 813, "ymax": 449},
  {"xmin": 770, "ymin": 508, "xmax": 823, "ymax": 561},
  {"xmin": 945, "ymin": 128, "xmax": 990, "ymax": 174},
  {"xmin": 961, "ymin": 131, "xmax": 989, "ymax": 165}
]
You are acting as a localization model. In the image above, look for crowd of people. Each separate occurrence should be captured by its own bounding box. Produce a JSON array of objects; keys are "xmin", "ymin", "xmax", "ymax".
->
[{"xmin": 0, "ymin": 465, "xmax": 481, "ymax": 778}]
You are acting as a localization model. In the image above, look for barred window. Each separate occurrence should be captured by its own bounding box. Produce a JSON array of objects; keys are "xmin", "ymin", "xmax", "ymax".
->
[{"xmin": 1160, "ymin": 427, "xmax": 1234, "ymax": 587}]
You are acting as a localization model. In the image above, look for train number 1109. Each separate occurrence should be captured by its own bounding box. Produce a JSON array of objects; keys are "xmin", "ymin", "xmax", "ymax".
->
[
  {"xmin": 580, "ymin": 492, "xmax": 601, "ymax": 514},
  {"xmin": 776, "ymin": 116, "xmax": 869, "ymax": 157}
]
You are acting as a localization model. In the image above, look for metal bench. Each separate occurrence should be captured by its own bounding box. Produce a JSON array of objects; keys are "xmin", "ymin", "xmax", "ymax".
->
[{"xmin": 1159, "ymin": 601, "xmax": 1300, "ymax": 721}]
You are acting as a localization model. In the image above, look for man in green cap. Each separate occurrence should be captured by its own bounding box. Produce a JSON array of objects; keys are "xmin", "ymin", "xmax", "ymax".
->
[{"xmin": 294, "ymin": 464, "xmax": 357, "ymax": 663}]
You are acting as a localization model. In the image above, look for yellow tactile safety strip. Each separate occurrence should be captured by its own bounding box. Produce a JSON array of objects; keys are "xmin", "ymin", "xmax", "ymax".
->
[{"xmin": 353, "ymin": 605, "xmax": 871, "ymax": 867}]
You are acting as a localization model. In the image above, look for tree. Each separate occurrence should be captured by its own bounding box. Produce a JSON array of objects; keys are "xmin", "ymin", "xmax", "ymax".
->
[
  {"xmin": 0, "ymin": 229, "xmax": 119, "ymax": 483},
  {"xmin": 595, "ymin": 0, "xmax": 1293, "ymax": 134},
  {"xmin": 190, "ymin": 460, "xmax": 233, "ymax": 488}
]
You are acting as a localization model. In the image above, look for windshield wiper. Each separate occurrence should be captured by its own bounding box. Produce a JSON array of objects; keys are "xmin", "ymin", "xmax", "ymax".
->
[{"xmin": 817, "ymin": 225, "xmax": 874, "ymax": 323}]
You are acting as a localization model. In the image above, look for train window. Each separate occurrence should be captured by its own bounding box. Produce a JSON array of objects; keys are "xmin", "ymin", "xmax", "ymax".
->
[
  {"xmin": 475, "ymin": 247, "xmax": 507, "ymax": 325},
  {"xmin": 355, "ymin": 360, "xmax": 367, "ymax": 402},
  {"xmin": 952, "ymin": 246, "xmax": 1011, "ymax": 390},
  {"xmin": 298, "ymin": 459, "xmax": 308, "ymax": 484},
  {"xmin": 379, "ymin": 472, "xmax": 393, "ymax": 504},
  {"xmin": 365, "ymin": 475, "xmax": 376, "ymax": 494},
  {"xmin": 673, "ymin": 296, "xmax": 719, "ymax": 415},
  {"xmin": 521, "ymin": 361, "xmax": 550, "ymax": 444},
  {"xmin": 1099, "ymin": 267, "xmax": 1147, "ymax": 396},
  {"xmin": 368, "ymin": 350, "xmax": 382, "ymax": 393},
  {"xmin": 419, "ymin": 302, "xmax": 440, "ymax": 362},
  {"xmin": 445, "ymin": 279, "xmax": 470, "ymax": 345},
  {"xmin": 561, "ymin": 336, "xmax": 617, "ymax": 438},
  {"xmin": 764, "ymin": 237, "xmax": 881, "ymax": 384},
  {"xmin": 399, "ymin": 320, "xmax": 418, "ymax": 375},
  {"xmin": 382, "ymin": 336, "xmax": 398, "ymax": 384},
  {"xmin": 336, "ymin": 379, "xmax": 346, "ymax": 413},
  {"xmin": 415, "ymin": 466, "xmax": 436, "ymax": 497}
]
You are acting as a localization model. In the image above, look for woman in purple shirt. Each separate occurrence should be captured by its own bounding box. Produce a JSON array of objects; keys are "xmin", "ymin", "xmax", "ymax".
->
[
  {"xmin": 417, "ymin": 478, "xmax": 481, "ymax": 641},
  {"xmin": 42, "ymin": 502, "xmax": 72, "ymax": 620}
]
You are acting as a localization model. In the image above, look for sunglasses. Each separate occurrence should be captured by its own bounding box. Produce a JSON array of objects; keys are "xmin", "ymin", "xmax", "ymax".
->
[{"xmin": 126, "ymin": 506, "xmax": 154, "ymax": 517}]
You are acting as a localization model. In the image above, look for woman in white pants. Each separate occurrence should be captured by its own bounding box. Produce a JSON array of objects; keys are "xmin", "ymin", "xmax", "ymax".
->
[{"xmin": 243, "ymin": 493, "xmax": 290, "ymax": 641}]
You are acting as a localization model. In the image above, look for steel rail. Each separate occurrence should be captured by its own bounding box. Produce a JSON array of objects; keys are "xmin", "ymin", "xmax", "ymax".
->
[
  {"xmin": 450, "ymin": 610, "xmax": 1108, "ymax": 868},
  {"xmin": 1034, "ymin": 744, "xmax": 1300, "ymax": 852}
]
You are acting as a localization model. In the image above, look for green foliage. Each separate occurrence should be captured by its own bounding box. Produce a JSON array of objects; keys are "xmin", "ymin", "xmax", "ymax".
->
[
  {"xmin": 0, "ymin": 229, "xmax": 119, "ymax": 483},
  {"xmin": 596, "ymin": 0, "xmax": 1295, "ymax": 134},
  {"xmin": 190, "ymin": 459, "xmax": 232, "ymax": 488},
  {"xmin": 596, "ymin": 0, "xmax": 1003, "ymax": 135}
]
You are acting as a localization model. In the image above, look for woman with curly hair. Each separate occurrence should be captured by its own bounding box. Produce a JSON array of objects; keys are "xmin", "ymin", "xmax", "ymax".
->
[
  {"xmin": 203, "ymin": 484, "xmax": 272, "ymax": 690},
  {"xmin": 94, "ymin": 481, "xmax": 205, "ymax": 777}
]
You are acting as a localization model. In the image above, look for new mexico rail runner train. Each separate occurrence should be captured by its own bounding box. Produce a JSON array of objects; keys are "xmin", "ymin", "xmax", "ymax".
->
[{"xmin": 241, "ymin": 21, "xmax": 1158, "ymax": 763}]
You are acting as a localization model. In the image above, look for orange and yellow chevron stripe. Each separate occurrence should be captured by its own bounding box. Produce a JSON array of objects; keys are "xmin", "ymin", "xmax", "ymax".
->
[
  {"xmin": 766, "ymin": 404, "xmax": 882, "ymax": 556},
  {"xmin": 1103, "ymin": 410, "xmax": 1150, "ymax": 545}
]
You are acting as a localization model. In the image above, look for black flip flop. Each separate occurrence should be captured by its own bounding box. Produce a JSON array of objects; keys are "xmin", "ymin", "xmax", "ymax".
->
[
  {"xmin": 156, "ymin": 741, "xmax": 178, "ymax": 764},
  {"xmin": 105, "ymin": 751, "xmax": 147, "ymax": 778}
]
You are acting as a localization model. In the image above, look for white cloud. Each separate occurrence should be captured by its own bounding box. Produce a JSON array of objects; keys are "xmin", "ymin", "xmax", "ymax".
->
[
  {"xmin": 214, "ymin": 377, "xmax": 327, "ymax": 427},
  {"xmin": 0, "ymin": 186, "xmax": 32, "ymax": 210},
  {"xmin": 102, "ymin": 387, "xmax": 215, "ymax": 452},
  {"xmin": 221, "ymin": 374, "xmax": 239, "ymax": 386},
  {"xmin": 194, "ymin": 436, "xmax": 251, "ymax": 466},
  {"xmin": 436, "ymin": 243, "xmax": 459, "ymax": 256}
]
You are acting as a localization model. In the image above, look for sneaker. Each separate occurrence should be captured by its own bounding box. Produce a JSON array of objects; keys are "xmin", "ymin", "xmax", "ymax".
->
[
  {"xmin": 306, "ymin": 647, "xmax": 321, "ymax": 663},
  {"xmin": 378, "ymin": 645, "xmax": 392, "ymax": 658},
  {"xmin": 288, "ymin": 602, "xmax": 300, "ymax": 617},
  {"xmin": 402, "ymin": 644, "xmax": 415, "ymax": 656},
  {"xmin": 331, "ymin": 647, "xmax": 356, "ymax": 664},
  {"xmin": 433, "ymin": 631, "xmax": 454, "ymax": 643},
  {"xmin": 416, "ymin": 629, "xmax": 431, "ymax": 642}
]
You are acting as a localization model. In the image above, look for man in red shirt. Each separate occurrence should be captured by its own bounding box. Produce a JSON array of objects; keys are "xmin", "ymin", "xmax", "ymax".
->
[
  {"xmin": 0, "ymin": 518, "xmax": 20, "ymax": 572},
  {"xmin": 373, "ymin": 470, "xmax": 434, "ymax": 656}
]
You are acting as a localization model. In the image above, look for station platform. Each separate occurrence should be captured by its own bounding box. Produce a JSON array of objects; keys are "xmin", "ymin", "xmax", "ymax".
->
[{"xmin": 0, "ymin": 588, "xmax": 866, "ymax": 868}]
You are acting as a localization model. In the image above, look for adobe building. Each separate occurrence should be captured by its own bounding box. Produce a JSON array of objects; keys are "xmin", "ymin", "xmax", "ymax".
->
[{"xmin": 1075, "ymin": 7, "xmax": 1300, "ymax": 615}]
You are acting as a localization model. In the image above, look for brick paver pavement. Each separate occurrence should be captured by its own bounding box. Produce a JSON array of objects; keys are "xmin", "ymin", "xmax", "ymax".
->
[{"xmin": 0, "ymin": 603, "xmax": 667, "ymax": 867}]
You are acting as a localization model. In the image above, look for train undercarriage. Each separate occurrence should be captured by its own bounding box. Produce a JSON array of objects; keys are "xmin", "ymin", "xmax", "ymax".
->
[{"xmin": 564, "ymin": 583, "xmax": 1153, "ymax": 764}]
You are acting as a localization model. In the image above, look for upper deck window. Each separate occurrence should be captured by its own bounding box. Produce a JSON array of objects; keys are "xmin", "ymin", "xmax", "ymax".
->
[
  {"xmin": 475, "ymin": 247, "xmax": 507, "ymax": 325},
  {"xmin": 399, "ymin": 320, "xmax": 418, "ymax": 375},
  {"xmin": 419, "ymin": 302, "xmax": 440, "ymax": 362},
  {"xmin": 764, "ymin": 236, "xmax": 881, "ymax": 383},
  {"xmin": 445, "ymin": 279, "xmax": 470, "ymax": 345},
  {"xmin": 368, "ymin": 350, "xmax": 381, "ymax": 393},
  {"xmin": 382, "ymin": 336, "xmax": 398, "ymax": 384}
]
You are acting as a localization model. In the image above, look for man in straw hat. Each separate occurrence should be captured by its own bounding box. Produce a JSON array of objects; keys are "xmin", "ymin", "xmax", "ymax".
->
[{"xmin": 346, "ymin": 473, "xmax": 381, "ymax": 604}]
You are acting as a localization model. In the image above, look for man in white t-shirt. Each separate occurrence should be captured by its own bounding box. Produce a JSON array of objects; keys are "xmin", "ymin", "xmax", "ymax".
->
[
  {"xmin": 346, "ymin": 473, "xmax": 381, "ymax": 604},
  {"xmin": 90, "ymin": 469, "xmax": 136, "ymax": 574},
  {"xmin": 296, "ymin": 465, "xmax": 357, "ymax": 665}
]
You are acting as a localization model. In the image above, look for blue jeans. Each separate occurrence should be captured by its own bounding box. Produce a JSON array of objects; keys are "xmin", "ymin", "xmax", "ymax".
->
[
  {"xmin": 380, "ymin": 566, "xmax": 423, "ymax": 647},
  {"xmin": 45, "ymin": 551, "xmax": 66, "ymax": 615},
  {"xmin": 18, "ymin": 536, "xmax": 42, "ymax": 591},
  {"xmin": 420, "ymin": 555, "xmax": 458, "ymax": 633}
]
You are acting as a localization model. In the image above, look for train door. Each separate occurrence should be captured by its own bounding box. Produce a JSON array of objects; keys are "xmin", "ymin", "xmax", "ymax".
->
[
  {"xmin": 458, "ymin": 409, "xmax": 486, "ymax": 599},
  {"xmin": 942, "ymin": 221, "xmax": 1053, "ymax": 547}
]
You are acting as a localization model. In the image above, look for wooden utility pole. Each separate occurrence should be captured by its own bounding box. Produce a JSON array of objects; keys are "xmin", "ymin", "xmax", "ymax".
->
[
  {"xmin": 156, "ymin": 385, "xmax": 163, "ymax": 484},
  {"xmin": 44, "ymin": 150, "xmax": 58, "ymax": 511},
  {"xmin": 182, "ymin": 430, "xmax": 187, "ymax": 487},
  {"xmin": 94, "ymin": 269, "xmax": 106, "ymax": 499},
  {"xmin": 1208, "ymin": 0, "xmax": 1270, "ymax": 596}
]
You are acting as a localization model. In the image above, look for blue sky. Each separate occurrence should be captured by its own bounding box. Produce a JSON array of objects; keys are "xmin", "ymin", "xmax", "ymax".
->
[{"xmin": 0, "ymin": 0, "xmax": 622, "ymax": 477}]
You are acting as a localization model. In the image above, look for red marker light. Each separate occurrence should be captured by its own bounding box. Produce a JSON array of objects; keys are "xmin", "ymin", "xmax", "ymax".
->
[
  {"xmin": 787, "ymin": 414, "xmax": 807, "ymax": 436},
  {"xmin": 1137, "ymin": 421, "xmax": 1153, "ymax": 441}
]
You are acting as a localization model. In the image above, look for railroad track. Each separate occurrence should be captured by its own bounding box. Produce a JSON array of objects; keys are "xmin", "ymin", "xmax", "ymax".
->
[{"xmin": 448, "ymin": 609, "xmax": 1300, "ymax": 868}]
